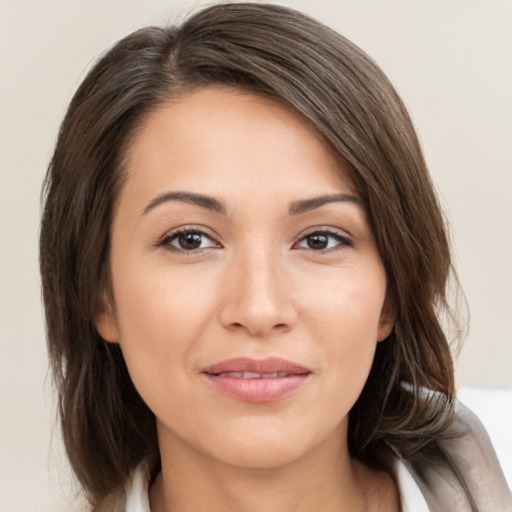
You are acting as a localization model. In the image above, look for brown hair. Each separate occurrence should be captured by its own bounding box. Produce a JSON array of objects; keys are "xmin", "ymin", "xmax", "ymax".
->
[{"xmin": 40, "ymin": 2, "xmax": 462, "ymax": 508}]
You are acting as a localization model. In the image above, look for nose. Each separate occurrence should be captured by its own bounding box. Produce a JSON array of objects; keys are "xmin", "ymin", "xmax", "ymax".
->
[{"xmin": 219, "ymin": 247, "xmax": 298, "ymax": 337}]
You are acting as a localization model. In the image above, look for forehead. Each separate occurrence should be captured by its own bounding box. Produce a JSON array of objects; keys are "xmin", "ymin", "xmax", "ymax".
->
[{"xmin": 119, "ymin": 86, "xmax": 355, "ymax": 212}]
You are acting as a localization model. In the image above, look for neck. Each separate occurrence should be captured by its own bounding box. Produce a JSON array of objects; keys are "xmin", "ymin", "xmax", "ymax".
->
[{"xmin": 150, "ymin": 426, "xmax": 376, "ymax": 512}]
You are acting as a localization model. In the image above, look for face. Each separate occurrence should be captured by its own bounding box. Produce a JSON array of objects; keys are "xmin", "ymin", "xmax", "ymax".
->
[{"xmin": 96, "ymin": 87, "xmax": 393, "ymax": 469}]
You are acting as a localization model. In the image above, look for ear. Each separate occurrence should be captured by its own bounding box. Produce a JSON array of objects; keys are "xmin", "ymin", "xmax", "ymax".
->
[
  {"xmin": 377, "ymin": 299, "xmax": 395, "ymax": 342},
  {"xmin": 95, "ymin": 292, "xmax": 120, "ymax": 343}
]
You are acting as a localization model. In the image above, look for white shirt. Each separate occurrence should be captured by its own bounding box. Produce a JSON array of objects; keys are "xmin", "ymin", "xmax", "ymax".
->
[{"xmin": 124, "ymin": 457, "xmax": 429, "ymax": 512}]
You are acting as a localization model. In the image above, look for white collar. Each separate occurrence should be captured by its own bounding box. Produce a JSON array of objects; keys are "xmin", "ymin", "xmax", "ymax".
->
[
  {"xmin": 394, "ymin": 457, "xmax": 430, "ymax": 512},
  {"xmin": 124, "ymin": 459, "xmax": 151, "ymax": 512}
]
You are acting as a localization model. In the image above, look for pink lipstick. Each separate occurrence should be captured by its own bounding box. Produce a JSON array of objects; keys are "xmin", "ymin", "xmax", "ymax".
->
[{"xmin": 201, "ymin": 357, "xmax": 310, "ymax": 402}]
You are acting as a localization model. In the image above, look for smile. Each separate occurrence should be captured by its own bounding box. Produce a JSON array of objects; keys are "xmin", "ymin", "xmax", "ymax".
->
[{"xmin": 202, "ymin": 357, "xmax": 311, "ymax": 402}]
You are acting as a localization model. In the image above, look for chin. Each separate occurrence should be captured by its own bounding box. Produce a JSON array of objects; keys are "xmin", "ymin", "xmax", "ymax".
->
[
  {"xmin": 213, "ymin": 440, "xmax": 310, "ymax": 470},
  {"xmin": 198, "ymin": 417, "xmax": 344, "ymax": 471}
]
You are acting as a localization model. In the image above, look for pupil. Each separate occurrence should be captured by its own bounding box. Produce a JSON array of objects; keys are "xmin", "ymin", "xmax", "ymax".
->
[
  {"xmin": 179, "ymin": 232, "xmax": 202, "ymax": 250},
  {"xmin": 307, "ymin": 234, "xmax": 328, "ymax": 249}
]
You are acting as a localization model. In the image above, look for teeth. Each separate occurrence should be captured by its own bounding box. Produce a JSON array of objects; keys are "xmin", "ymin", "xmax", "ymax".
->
[
  {"xmin": 217, "ymin": 371, "xmax": 289, "ymax": 378},
  {"xmin": 242, "ymin": 372, "xmax": 261, "ymax": 379}
]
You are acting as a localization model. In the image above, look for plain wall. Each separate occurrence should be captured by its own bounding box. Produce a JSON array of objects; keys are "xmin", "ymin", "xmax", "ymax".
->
[{"xmin": 1, "ymin": 0, "xmax": 511, "ymax": 510}]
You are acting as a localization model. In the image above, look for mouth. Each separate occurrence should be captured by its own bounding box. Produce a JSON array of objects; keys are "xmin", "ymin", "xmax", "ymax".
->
[
  {"xmin": 201, "ymin": 357, "xmax": 311, "ymax": 402},
  {"xmin": 209, "ymin": 371, "xmax": 298, "ymax": 378}
]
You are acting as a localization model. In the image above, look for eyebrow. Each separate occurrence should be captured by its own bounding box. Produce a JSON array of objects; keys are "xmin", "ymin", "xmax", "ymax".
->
[
  {"xmin": 142, "ymin": 191, "xmax": 361, "ymax": 217},
  {"xmin": 288, "ymin": 193, "xmax": 361, "ymax": 215},
  {"xmin": 143, "ymin": 191, "xmax": 227, "ymax": 216}
]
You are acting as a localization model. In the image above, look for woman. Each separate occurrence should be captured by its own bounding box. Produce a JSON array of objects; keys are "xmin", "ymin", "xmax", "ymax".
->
[{"xmin": 39, "ymin": 3, "xmax": 512, "ymax": 511}]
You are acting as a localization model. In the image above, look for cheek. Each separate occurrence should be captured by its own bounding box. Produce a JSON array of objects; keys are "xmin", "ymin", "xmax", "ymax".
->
[
  {"xmin": 301, "ymin": 263, "xmax": 386, "ymax": 343},
  {"xmin": 114, "ymin": 260, "xmax": 219, "ymax": 341},
  {"xmin": 300, "ymin": 264, "xmax": 386, "ymax": 396},
  {"xmin": 110, "ymin": 260, "xmax": 221, "ymax": 404}
]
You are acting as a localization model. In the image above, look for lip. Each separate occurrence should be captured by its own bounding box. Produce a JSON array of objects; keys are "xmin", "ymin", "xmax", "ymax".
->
[
  {"xmin": 201, "ymin": 357, "xmax": 311, "ymax": 402},
  {"xmin": 202, "ymin": 357, "xmax": 310, "ymax": 375}
]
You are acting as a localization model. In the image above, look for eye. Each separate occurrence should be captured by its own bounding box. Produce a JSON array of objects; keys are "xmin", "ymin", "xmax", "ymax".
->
[
  {"xmin": 158, "ymin": 228, "xmax": 220, "ymax": 252},
  {"xmin": 295, "ymin": 229, "xmax": 352, "ymax": 251}
]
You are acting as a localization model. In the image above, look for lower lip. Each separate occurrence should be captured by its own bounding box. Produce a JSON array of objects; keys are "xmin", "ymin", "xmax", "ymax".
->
[{"xmin": 203, "ymin": 374, "xmax": 309, "ymax": 402}]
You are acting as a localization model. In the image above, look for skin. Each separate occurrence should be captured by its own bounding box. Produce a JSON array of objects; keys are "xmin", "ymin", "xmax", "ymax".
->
[{"xmin": 96, "ymin": 87, "xmax": 399, "ymax": 512}]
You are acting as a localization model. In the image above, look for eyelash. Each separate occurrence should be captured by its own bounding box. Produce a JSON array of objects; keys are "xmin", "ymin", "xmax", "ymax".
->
[
  {"xmin": 293, "ymin": 228, "xmax": 353, "ymax": 252},
  {"xmin": 157, "ymin": 227, "xmax": 221, "ymax": 254},
  {"xmin": 156, "ymin": 226, "xmax": 352, "ymax": 254}
]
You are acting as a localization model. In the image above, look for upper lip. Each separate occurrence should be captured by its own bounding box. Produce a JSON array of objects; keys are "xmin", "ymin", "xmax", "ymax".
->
[{"xmin": 202, "ymin": 357, "xmax": 311, "ymax": 375}]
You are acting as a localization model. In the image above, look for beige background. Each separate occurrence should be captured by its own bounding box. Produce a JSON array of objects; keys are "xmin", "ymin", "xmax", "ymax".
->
[{"xmin": 1, "ymin": 0, "xmax": 511, "ymax": 510}]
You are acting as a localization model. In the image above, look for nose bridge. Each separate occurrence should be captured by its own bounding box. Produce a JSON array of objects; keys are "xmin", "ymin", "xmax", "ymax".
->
[
  {"xmin": 244, "ymin": 245, "xmax": 280, "ymax": 304},
  {"xmin": 220, "ymin": 241, "xmax": 295, "ymax": 335}
]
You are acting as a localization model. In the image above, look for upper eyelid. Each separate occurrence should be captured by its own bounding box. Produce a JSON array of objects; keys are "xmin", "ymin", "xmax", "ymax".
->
[
  {"xmin": 161, "ymin": 224, "xmax": 218, "ymax": 239},
  {"xmin": 296, "ymin": 225, "xmax": 351, "ymax": 239}
]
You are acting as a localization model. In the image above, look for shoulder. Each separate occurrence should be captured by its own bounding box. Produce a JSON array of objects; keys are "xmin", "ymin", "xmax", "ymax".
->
[{"xmin": 402, "ymin": 400, "xmax": 512, "ymax": 512}]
